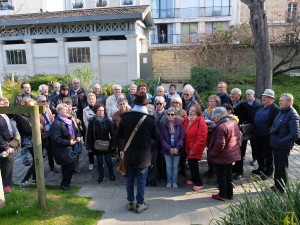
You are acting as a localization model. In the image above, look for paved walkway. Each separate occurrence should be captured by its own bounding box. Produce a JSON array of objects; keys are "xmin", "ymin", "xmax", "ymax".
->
[{"xmin": 12, "ymin": 144, "xmax": 300, "ymax": 225}]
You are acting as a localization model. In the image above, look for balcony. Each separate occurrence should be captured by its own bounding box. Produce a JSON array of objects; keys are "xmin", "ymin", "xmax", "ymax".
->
[
  {"xmin": 151, "ymin": 33, "xmax": 206, "ymax": 45},
  {"xmin": 286, "ymin": 15, "xmax": 299, "ymax": 23},
  {"xmin": 121, "ymin": 0, "xmax": 133, "ymax": 5},
  {"xmin": 96, "ymin": 0, "xmax": 107, "ymax": 7},
  {"xmin": 152, "ymin": 6, "xmax": 231, "ymax": 19},
  {"xmin": 73, "ymin": 2, "xmax": 84, "ymax": 9}
]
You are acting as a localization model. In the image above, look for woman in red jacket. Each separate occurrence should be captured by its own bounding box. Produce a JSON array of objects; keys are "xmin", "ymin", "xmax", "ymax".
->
[
  {"xmin": 208, "ymin": 107, "xmax": 241, "ymax": 201},
  {"xmin": 183, "ymin": 105, "xmax": 208, "ymax": 191}
]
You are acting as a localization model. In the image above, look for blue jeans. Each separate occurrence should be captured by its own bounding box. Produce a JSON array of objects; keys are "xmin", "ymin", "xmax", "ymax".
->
[
  {"xmin": 126, "ymin": 162, "xmax": 148, "ymax": 204},
  {"xmin": 96, "ymin": 153, "xmax": 113, "ymax": 179},
  {"xmin": 164, "ymin": 154, "xmax": 180, "ymax": 184}
]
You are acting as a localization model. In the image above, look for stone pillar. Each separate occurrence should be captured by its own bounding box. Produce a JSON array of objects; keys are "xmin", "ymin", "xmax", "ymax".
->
[
  {"xmin": 24, "ymin": 39, "xmax": 35, "ymax": 75},
  {"xmin": 89, "ymin": 36, "xmax": 101, "ymax": 84},
  {"xmin": 126, "ymin": 34, "xmax": 139, "ymax": 82},
  {"xmin": 140, "ymin": 39, "xmax": 148, "ymax": 53},
  {"xmin": 0, "ymin": 41, "xmax": 5, "ymax": 81},
  {"xmin": 55, "ymin": 38, "xmax": 67, "ymax": 74}
]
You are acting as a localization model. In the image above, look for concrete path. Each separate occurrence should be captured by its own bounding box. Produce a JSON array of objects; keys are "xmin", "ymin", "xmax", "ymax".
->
[{"xmin": 12, "ymin": 144, "xmax": 300, "ymax": 225}]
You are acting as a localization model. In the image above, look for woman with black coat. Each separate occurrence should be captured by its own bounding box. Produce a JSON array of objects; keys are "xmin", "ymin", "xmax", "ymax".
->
[
  {"xmin": 86, "ymin": 103, "xmax": 116, "ymax": 184},
  {"xmin": 50, "ymin": 103, "xmax": 81, "ymax": 192}
]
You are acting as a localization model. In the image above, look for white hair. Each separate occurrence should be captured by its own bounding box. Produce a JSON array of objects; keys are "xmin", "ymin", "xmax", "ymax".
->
[
  {"xmin": 39, "ymin": 84, "xmax": 48, "ymax": 92},
  {"xmin": 246, "ymin": 89, "xmax": 255, "ymax": 95},
  {"xmin": 93, "ymin": 84, "xmax": 101, "ymax": 89},
  {"xmin": 182, "ymin": 84, "xmax": 195, "ymax": 95},
  {"xmin": 113, "ymin": 84, "xmax": 122, "ymax": 91},
  {"xmin": 156, "ymin": 86, "xmax": 165, "ymax": 92},
  {"xmin": 53, "ymin": 82, "xmax": 60, "ymax": 88},
  {"xmin": 211, "ymin": 107, "xmax": 227, "ymax": 119},
  {"xmin": 231, "ymin": 88, "xmax": 242, "ymax": 96},
  {"xmin": 281, "ymin": 93, "xmax": 294, "ymax": 103},
  {"xmin": 72, "ymin": 78, "xmax": 80, "ymax": 84}
]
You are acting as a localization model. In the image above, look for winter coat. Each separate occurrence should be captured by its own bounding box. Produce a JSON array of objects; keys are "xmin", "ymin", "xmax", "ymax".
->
[
  {"xmin": 50, "ymin": 117, "xmax": 80, "ymax": 165},
  {"xmin": 270, "ymin": 107, "xmax": 300, "ymax": 151},
  {"xmin": 83, "ymin": 105, "xmax": 95, "ymax": 129},
  {"xmin": 207, "ymin": 119, "xmax": 241, "ymax": 165},
  {"xmin": 69, "ymin": 87, "xmax": 88, "ymax": 111},
  {"xmin": 160, "ymin": 118, "xmax": 184, "ymax": 155},
  {"xmin": 182, "ymin": 116, "xmax": 208, "ymax": 159},
  {"xmin": 86, "ymin": 115, "xmax": 115, "ymax": 155},
  {"xmin": 0, "ymin": 115, "xmax": 13, "ymax": 152},
  {"xmin": 40, "ymin": 108, "xmax": 54, "ymax": 137}
]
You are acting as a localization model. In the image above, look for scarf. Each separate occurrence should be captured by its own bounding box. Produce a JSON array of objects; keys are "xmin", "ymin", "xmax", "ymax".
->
[
  {"xmin": 57, "ymin": 114, "xmax": 74, "ymax": 140},
  {"xmin": 168, "ymin": 120, "xmax": 175, "ymax": 134},
  {"xmin": 133, "ymin": 105, "xmax": 148, "ymax": 114},
  {"xmin": 184, "ymin": 95, "xmax": 196, "ymax": 111},
  {"xmin": 89, "ymin": 104, "xmax": 94, "ymax": 110}
]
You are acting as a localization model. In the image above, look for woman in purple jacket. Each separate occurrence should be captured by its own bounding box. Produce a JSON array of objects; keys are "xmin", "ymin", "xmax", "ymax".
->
[{"xmin": 161, "ymin": 107, "xmax": 184, "ymax": 188}]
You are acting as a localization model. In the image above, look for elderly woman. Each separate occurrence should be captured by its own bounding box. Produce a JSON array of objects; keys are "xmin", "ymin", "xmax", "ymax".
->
[
  {"xmin": 126, "ymin": 84, "xmax": 137, "ymax": 108},
  {"xmin": 170, "ymin": 95, "xmax": 187, "ymax": 122},
  {"xmin": 50, "ymin": 103, "xmax": 81, "ymax": 192},
  {"xmin": 13, "ymin": 98, "xmax": 37, "ymax": 189},
  {"xmin": 86, "ymin": 103, "xmax": 116, "ymax": 184},
  {"xmin": 208, "ymin": 107, "xmax": 241, "ymax": 201},
  {"xmin": 108, "ymin": 93, "xmax": 129, "ymax": 121},
  {"xmin": 161, "ymin": 107, "xmax": 184, "ymax": 188},
  {"xmin": 83, "ymin": 93, "xmax": 97, "ymax": 171},
  {"xmin": 183, "ymin": 105, "xmax": 208, "ymax": 191},
  {"xmin": 181, "ymin": 84, "xmax": 204, "ymax": 114},
  {"xmin": 92, "ymin": 84, "xmax": 106, "ymax": 105},
  {"xmin": 112, "ymin": 98, "xmax": 131, "ymax": 131}
]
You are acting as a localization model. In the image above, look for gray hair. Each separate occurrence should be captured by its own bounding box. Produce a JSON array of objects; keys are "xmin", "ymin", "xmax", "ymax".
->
[
  {"xmin": 72, "ymin": 78, "xmax": 80, "ymax": 84},
  {"xmin": 171, "ymin": 95, "xmax": 183, "ymax": 106},
  {"xmin": 53, "ymin": 82, "xmax": 60, "ymax": 88},
  {"xmin": 117, "ymin": 97, "xmax": 128, "ymax": 105},
  {"xmin": 231, "ymin": 88, "xmax": 242, "ymax": 96},
  {"xmin": 130, "ymin": 84, "xmax": 137, "ymax": 89},
  {"xmin": 246, "ymin": 89, "xmax": 255, "ymax": 95},
  {"xmin": 93, "ymin": 84, "xmax": 101, "ymax": 89},
  {"xmin": 117, "ymin": 93, "xmax": 126, "ymax": 100},
  {"xmin": 155, "ymin": 96, "xmax": 165, "ymax": 104},
  {"xmin": 167, "ymin": 107, "xmax": 177, "ymax": 115},
  {"xmin": 87, "ymin": 93, "xmax": 96, "ymax": 99},
  {"xmin": 211, "ymin": 107, "xmax": 227, "ymax": 119},
  {"xmin": 156, "ymin": 86, "xmax": 165, "ymax": 92},
  {"xmin": 113, "ymin": 84, "xmax": 122, "ymax": 91},
  {"xmin": 39, "ymin": 84, "xmax": 48, "ymax": 92},
  {"xmin": 182, "ymin": 84, "xmax": 195, "ymax": 95},
  {"xmin": 56, "ymin": 103, "xmax": 69, "ymax": 114},
  {"xmin": 281, "ymin": 93, "xmax": 294, "ymax": 103}
]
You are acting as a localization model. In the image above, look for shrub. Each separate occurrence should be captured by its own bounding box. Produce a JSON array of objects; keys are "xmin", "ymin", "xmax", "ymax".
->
[
  {"xmin": 191, "ymin": 66, "xmax": 220, "ymax": 94},
  {"xmin": 101, "ymin": 81, "xmax": 114, "ymax": 97},
  {"xmin": 70, "ymin": 65, "xmax": 94, "ymax": 92},
  {"xmin": 26, "ymin": 74, "xmax": 72, "ymax": 91}
]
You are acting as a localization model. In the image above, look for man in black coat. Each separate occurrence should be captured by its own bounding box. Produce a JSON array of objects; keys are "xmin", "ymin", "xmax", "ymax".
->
[
  {"xmin": 13, "ymin": 82, "xmax": 36, "ymax": 106},
  {"xmin": 217, "ymin": 82, "xmax": 231, "ymax": 105},
  {"xmin": 50, "ymin": 84, "xmax": 70, "ymax": 115},
  {"xmin": 270, "ymin": 93, "xmax": 299, "ymax": 192},
  {"xmin": 117, "ymin": 91, "xmax": 156, "ymax": 214}
]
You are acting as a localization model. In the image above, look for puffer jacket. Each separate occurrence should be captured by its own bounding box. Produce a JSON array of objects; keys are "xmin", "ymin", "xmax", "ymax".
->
[
  {"xmin": 207, "ymin": 118, "xmax": 241, "ymax": 165},
  {"xmin": 270, "ymin": 107, "xmax": 300, "ymax": 150}
]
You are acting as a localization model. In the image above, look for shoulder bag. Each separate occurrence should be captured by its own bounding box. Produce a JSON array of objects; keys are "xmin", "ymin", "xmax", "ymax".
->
[{"xmin": 93, "ymin": 122, "xmax": 110, "ymax": 151}]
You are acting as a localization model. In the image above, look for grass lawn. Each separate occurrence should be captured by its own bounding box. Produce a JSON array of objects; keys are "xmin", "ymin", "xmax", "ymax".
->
[{"xmin": 0, "ymin": 185, "xmax": 101, "ymax": 225}]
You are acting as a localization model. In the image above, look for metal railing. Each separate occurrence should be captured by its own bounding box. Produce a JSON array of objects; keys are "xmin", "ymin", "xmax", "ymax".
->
[
  {"xmin": 151, "ymin": 33, "xmax": 207, "ymax": 45},
  {"xmin": 152, "ymin": 6, "xmax": 231, "ymax": 19}
]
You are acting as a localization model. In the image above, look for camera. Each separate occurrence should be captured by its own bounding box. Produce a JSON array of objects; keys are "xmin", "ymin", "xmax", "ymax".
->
[
  {"xmin": 77, "ymin": 89, "xmax": 83, "ymax": 95},
  {"xmin": 269, "ymin": 127, "xmax": 279, "ymax": 135}
]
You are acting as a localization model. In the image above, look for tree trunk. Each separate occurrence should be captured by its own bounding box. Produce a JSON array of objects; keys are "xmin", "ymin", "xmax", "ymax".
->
[{"xmin": 242, "ymin": 0, "xmax": 272, "ymax": 97}]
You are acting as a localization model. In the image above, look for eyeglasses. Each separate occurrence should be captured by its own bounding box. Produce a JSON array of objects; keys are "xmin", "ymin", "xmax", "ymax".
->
[
  {"xmin": 97, "ymin": 109, "xmax": 104, "ymax": 112},
  {"xmin": 156, "ymin": 103, "xmax": 163, "ymax": 105},
  {"xmin": 167, "ymin": 114, "xmax": 175, "ymax": 116},
  {"xmin": 183, "ymin": 93, "xmax": 190, "ymax": 96},
  {"xmin": 172, "ymin": 102, "xmax": 180, "ymax": 104},
  {"xmin": 38, "ymin": 100, "xmax": 46, "ymax": 103}
]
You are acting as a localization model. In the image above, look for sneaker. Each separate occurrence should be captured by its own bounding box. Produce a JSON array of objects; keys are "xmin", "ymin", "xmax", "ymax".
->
[
  {"xmin": 88, "ymin": 164, "xmax": 94, "ymax": 171},
  {"xmin": 4, "ymin": 186, "xmax": 11, "ymax": 194},
  {"xmin": 186, "ymin": 180, "xmax": 193, "ymax": 185},
  {"xmin": 127, "ymin": 201, "xmax": 135, "ymax": 211},
  {"xmin": 172, "ymin": 183, "xmax": 178, "ymax": 188},
  {"xmin": 212, "ymin": 194, "xmax": 225, "ymax": 201},
  {"xmin": 20, "ymin": 181, "xmax": 29, "ymax": 189},
  {"xmin": 166, "ymin": 183, "xmax": 172, "ymax": 188},
  {"xmin": 192, "ymin": 185, "xmax": 203, "ymax": 191},
  {"xmin": 251, "ymin": 160, "xmax": 257, "ymax": 166},
  {"xmin": 135, "ymin": 202, "xmax": 149, "ymax": 213},
  {"xmin": 60, "ymin": 186, "xmax": 70, "ymax": 192}
]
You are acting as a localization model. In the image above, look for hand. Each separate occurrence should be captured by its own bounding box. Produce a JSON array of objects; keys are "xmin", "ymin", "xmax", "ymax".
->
[
  {"xmin": 75, "ymin": 137, "xmax": 81, "ymax": 142},
  {"xmin": 70, "ymin": 139, "xmax": 76, "ymax": 145},
  {"xmin": 173, "ymin": 148, "xmax": 178, "ymax": 155},
  {"xmin": 7, "ymin": 148, "xmax": 14, "ymax": 154}
]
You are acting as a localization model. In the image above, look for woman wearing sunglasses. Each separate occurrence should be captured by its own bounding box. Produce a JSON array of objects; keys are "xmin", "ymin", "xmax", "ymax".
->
[{"xmin": 160, "ymin": 107, "xmax": 184, "ymax": 188}]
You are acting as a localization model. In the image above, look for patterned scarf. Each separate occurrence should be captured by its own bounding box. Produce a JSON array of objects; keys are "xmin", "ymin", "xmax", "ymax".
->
[
  {"xmin": 57, "ymin": 114, "xmax": 74, "ymax": 140},
  {"xmin": 168, "ymin": 120, "xmax": 175, "ymax": 134}
]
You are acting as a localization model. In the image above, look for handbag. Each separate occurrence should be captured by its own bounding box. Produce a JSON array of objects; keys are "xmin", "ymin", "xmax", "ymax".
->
[
  {"xmin": 118, "ymin": 115, "xmax": 147, "ymax": 176},
  {"xmin": 73, "ymin": 142, "xmax": 83, "ymax": 153},
  {"xmin": 93, "ymin": 123, "xmax": 110, "ymax": 151}
]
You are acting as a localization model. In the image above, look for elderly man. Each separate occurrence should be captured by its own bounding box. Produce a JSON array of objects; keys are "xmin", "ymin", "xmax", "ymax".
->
[
  {"xmin": 38, "ymin": 84, "xmax": 49, "ymax": 100},
  {"xmin": 50, "ymin": 84, "xmax": 71, "ymax": 115},
  {"xmin": 49, "ymin": 82, "xmax": 60, "ymax": 102},
  {"xmin": 270, "ymin": 93, "xmax": 299, "ymax": 192},
  {"xmin": 253, "ymin": 89, "xmax": 280, "ymax": 180},
  {"xmin": 117, "ymin": 91, "xmax": 156, "ymax": 213},
  {"xmin": 92, "ymin": 84, "xmax": 106, "ymax": 105},
  {"xmin": 13, "ymin": 82, "xmax": 36, "ymax": 106},
  {"xmin": 217, "ymin": 82, "xmax": 231, "ymax": 105},
  {"xmin": 106, "ymin": 84, "xmax": 122, "ymax": 117}
]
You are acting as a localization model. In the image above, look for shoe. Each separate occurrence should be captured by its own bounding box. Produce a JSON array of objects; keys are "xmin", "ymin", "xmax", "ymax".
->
[
  {"xmin": 60, "ymin": 186, "xmax": 70, "ymax": 192},
  {"xmin": 234, "ymin": 173, "xmax": 243, "ymax": 180},
  {"xmin": 98, "ymin": 177, "xmax": 104, "ymax": 184},
  {"xmin": 186, "ymin": 180, "xmax": 193, "ymax": 185},
  {"xmin": 226, "ymin": 196, "xmax": 233, "ymax": 200},
  {"xmin": 251, "ymin": 160, "xmax": 257, "ymax": 166},
  {"xmin": 88, "ymin": 164, "xmax": 94, "ymax": 171},
  {"xmin": 20, "ymin": 181, "xmax": 29, "ymax": 189},
  {"xmin": 172, "ymin": 183, "xmax": 178, "ymax": 188},
  {"xmin": 192, "ymin": 185, "xmax": 203, "ymax": 191},
  {"xmin": 135, "ymin": 202, "xmax": 149, "ymax": 213},
  {"xmin": 166, "ymin": 183, "xmax": 172, "ymax": 188},
  {"xmin": 4, "ymin": 186, "xmax": 11, "ymax": 194},
  {"xmin": 260, "ymin": 174, "xmax": 272, "ymax": 181},
  {"xmin": 212, "ymin": 194, "xmax": 225, "ymax": 201},
  {"xmin": 127, "ymin": 201, "xmax": 135, "ymax": 211},
  {"xmin": 51, "ymin": 167, "xmax": 60, "ymax": 173},
  {"xmin": 252, "ymin": 169, "xmax": 262, "ymax": 175},
  {"xmin": 110, "ymin": 174, "xmax": 116, "ymax": 181}
]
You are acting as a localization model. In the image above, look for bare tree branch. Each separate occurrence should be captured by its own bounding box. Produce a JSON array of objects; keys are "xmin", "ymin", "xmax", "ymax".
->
[{"xmin": 273, "ymin": 66, "xmax": 300, "ymax": 76}]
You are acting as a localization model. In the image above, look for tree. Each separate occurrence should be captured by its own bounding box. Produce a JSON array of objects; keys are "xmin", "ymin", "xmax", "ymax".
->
[{"xmin": 241, "ymin": 0, "xmax": 273, "ymax": 96}]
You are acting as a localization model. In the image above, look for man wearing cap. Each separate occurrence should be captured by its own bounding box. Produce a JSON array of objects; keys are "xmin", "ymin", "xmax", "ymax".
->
[
  {"xmin": 252, "ymin": 89, "xmax": 280, "ymax": 179},
  {"xmin": 50, "ymin": 84, "xmax": 70, "ymax": 115},
  {"xmin": 117, "ymin": 91, "xmax": 156, "ymax": 214},
  {"xmin": 270, "ymin": 93, "xmax": 299, "ymax": 192}
]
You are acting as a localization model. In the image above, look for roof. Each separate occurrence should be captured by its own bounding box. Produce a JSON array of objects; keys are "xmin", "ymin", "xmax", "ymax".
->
[{"xmin": 0, "ymin": 5, "xmax": 153, "ymax": 26}]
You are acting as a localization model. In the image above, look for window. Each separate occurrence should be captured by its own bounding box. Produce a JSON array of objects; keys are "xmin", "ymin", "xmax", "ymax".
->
[
  {"xmin": 0, "ymin": 0, "xmax": 14, "ymax": 10},
  {"xmin": 121, "ymin": 0, "xmax": 133, "ymax": 5},
  {"xmin": 205, "ymin": 0, "xmax": 231, "ymax": 16},
  {"xmin": 205, "ymin": 22, "xmax": 228, "ymax": 34},
  {"xmin": 6, "ymin": 50, "xmax": 27, "ymax": 65},
  {"xmin": 96, "ymin": 0, "xmax": 108, "ymax": 7},
  {"xmin": 152, "ymin": 0, "xmax": 175, "ymax": 18},
  {"xmin": 181, "ymin": 23, "xmax": 198, "ymax": 43},
  {"xmin": 287, "ymin": 2, "xmax": 298, "ymax": 22},
  {"xmin": 73, "ymin": 0, "xmax": 84, "ymax": 9},
  {"xmin": 68, "ymin": 48, "xmax": 91, "ymax": 63}
]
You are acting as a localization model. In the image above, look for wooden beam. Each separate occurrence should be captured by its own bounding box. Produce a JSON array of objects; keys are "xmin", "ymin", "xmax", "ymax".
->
[
  {"xmin": 0, "ymin": 171, "xmax": 5, "ymax": 208},
  {"xmin": 0, "ymin": 106, "xmax": 45, "ymax": 114}
]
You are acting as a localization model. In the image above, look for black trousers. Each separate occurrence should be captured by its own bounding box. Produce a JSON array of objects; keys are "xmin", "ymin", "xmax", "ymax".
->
[
  {"xmin": 0, "ymin": 153, "xmax": 14, "ymax": 186},
  {"xmin": 188, "ymin": 158, "xmax": 203, "ymax": 186},
  {"xmin": 61, "ymin": 161, "xmax": 75, "ymax": 188},
  {"xmin": 215, "ymin": 164, "xmax": 233, "ymax": 198},
  {"xmin": 148, "ymin": 149, "xmax": 158, "ymax": 181},
  {"xmin": 46, "ymin": 136, "xmax": 55, "ymax": 170},
  {"xmin": 254, "ymin": 135, "xmax": 273, "ymax": 175},
  {"xmin": 273, "ymin": 148, "xmax": 289, "ymax": 192},
  {"xmin": 22, "ymin": 147, "xmax": 36, "ymax": 183}
]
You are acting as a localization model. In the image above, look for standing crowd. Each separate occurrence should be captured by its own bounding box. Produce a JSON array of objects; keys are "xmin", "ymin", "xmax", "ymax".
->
[{"xmin": 0, "ymin": 79, "xmax": 299, "ymax": 213}]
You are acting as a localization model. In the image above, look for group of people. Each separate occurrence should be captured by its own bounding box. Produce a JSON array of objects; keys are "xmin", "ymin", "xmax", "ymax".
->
[{"xmin": 0, "ymin": 79, "xmax": 299, "ymax": 214}]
